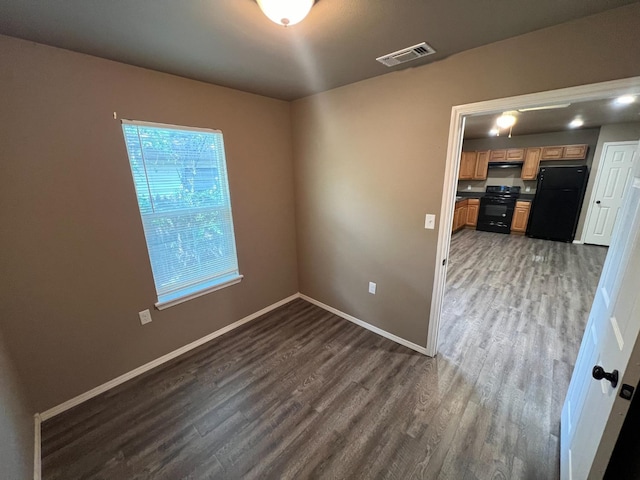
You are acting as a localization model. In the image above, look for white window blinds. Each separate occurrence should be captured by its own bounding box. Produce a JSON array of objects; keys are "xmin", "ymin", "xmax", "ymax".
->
[{"xmin": 121, "ymin": 120, "xmax": 241, "ymax": 309}]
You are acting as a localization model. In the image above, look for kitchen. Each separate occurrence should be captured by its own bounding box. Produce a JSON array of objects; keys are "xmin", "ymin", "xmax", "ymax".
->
[
  {"xmin": 437, "ymin": 97, "xmax": 640, "ymax": 480},
  {"xmin": 452, "ymin": 128, "xmax": 597, "ymax": 241}
]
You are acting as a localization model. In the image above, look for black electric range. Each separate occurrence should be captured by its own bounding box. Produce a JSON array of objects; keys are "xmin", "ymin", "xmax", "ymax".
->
[{"xmin": 476, "ymin": 186, "xmax": 521, "ymax": 234}]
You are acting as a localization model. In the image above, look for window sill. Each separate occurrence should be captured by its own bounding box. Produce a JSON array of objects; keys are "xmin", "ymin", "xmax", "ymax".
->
[{"xmin": 155, "ymin": 274, "xmax": 243, "ymax": 310}]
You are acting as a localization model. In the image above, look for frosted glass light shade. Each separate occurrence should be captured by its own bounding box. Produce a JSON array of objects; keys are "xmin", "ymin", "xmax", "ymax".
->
[
  {"xmin": 257, "ymin": 0, "xmax": 314, "ymax": 26},
  {"xmin": 496, "ymin": 113, "xmax": 517, "ymax": 129}
]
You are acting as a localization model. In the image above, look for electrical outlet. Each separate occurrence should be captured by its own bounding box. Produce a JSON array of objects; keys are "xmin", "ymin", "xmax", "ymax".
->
[
  {"xmin": 467, "ymin": 185, "xmax": 472, "ymax": 190},
  {"xmin": 368, "ymin": 282, "xmax": 377, "ymax": 294},
  {"xmin": 425, "ymin": 214, "xmax": 436, "ymax": 229},
  {"xmin": 139, "ymin": 309, "xmax": 152, "ymax": 325},
  {"xmin": 525, "ymin": 186, "xmax": 531, "ymax": 192}
]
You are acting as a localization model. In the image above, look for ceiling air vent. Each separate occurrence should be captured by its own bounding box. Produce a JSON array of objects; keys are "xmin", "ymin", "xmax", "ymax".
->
[{"xmin": 376, "ymin": 42, "xmax": 436, "ymax": 67}]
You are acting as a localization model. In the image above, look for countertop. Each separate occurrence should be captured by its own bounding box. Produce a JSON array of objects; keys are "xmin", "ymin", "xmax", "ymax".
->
[{"xmin": 455, "ymin": 192, "xmax": 535, "ymax": 201}]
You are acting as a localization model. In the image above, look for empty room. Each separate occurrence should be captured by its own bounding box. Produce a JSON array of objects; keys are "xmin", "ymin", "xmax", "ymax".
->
[{"xmin": 2, "ymin": 2, "xmax": 640, "ymax": 479}]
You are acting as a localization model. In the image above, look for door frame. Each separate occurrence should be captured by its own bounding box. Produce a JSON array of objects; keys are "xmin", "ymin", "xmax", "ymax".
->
[
  {"xmin": 426, "ymin": 76, "xmax": 640, "ymax": 357},
  {"xmin": 580, "ymin": 141, "xmax": 639, "ymax": 246}
]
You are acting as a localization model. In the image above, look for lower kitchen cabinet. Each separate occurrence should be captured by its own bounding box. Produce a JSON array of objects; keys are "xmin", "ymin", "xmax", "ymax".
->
[
  {"xmin": 466, "ymin": 198, "xmax": 479, "ymax": 227},
  {"xmin": 453, "ymin": 200, "xmax": 468, "ymax": 232},
  {"xmin": 452, "ymin": 198, "xmax": 480, "ymax": 233},
  {"xmin": 511, "ymin": 201, "xmax": 531, "ymax": 234}
]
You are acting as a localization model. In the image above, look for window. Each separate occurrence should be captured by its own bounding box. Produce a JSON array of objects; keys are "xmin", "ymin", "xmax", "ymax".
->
[{"xmin": 121, "ymin": 120, "xmax": 241, "ymax": 309}]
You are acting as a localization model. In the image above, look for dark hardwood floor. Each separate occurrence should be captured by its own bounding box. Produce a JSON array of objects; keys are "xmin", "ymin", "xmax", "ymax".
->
[{"xmin": 41, "ymin": 230, "xmax": 607, "ymax": 479}]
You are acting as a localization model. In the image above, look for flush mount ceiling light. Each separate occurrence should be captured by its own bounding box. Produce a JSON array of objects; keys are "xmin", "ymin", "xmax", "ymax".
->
[
  {"xmin": 569, "ymin": 117, "xmax": 584, "ymax": 128},
  {"xmin": 257, "ymin": 0, "xmax": 314, "ymax": 26},
  {"xmin": 615, "ymin": 94, "xmax": 637, "ymax": 105},
  {"xmin": 496, "ymin": 111, "xmax": 518, "ymax": 129}
]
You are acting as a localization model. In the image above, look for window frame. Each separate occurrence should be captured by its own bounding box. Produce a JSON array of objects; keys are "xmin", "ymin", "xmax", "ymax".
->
[{"xmin": 121, "ymin": 119, "xmax": 242, "ymax": 310}]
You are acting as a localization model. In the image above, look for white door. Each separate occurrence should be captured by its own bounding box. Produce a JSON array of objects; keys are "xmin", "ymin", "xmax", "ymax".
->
[
  {"xmin": 584, "ymin": 142, "xmax": 638, "ymax": 246},
  {"xmin": 561, "ymin": 142, "xmax": 640, "ymax": 480}
]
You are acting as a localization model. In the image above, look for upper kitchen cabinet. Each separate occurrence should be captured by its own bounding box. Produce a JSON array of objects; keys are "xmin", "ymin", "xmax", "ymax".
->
[
  {"xmin": 489, "ymin": 148, "xmax": 524, "ymax": 162},
  {"xmin": 506, "ymin": 148, "xmax": 525, "ymax": 161},
  {"xmin": 541, "ymin": 144, "xmax": 588, "ymax": 160},
  {"xmin": 522, "ymin": 147, "xmax": 542, "ymax": 180},
  {"xmin": 541, "ymin": 145, "xmax": 564, "ymax": 160},
  {"xmin": 489, "ymin": 149, "xmax": 506, "ymax": 162},
  {"xmin": 562, "ymin": 144, "xmax": 588, "ymax": 159},
  {"xmin": 459, "ymin": 151, "xmax": 489, "ymax": 180},
  {"xmin": 459, "ymin": 151, "xmax": 477, "ymax": 180},
  {"xmin": 474, "ymin": 151, "xmax": 489, "ymax": 180}
]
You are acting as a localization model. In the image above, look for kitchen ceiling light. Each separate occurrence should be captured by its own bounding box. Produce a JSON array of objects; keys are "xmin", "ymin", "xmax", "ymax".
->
[
  {"xmin": 496, "ymin": 112, "xmax": 517, "ymax": 129},
  {"xmin": 569, "ymin": 118, "xmax": 584, "ymax": 128},
  {"xmin": 257, "ymin": 0, "xmax": 314, "ymax": 26},
  {"xmin": 615, "ymin": 95, "xmax": 637, "ymax": 105}
]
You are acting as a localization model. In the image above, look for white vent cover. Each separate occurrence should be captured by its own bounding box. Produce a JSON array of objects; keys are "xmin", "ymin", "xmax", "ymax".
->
[{"xmin": 376, "ymin": 42, "xmax": 436, "ymax": 67}]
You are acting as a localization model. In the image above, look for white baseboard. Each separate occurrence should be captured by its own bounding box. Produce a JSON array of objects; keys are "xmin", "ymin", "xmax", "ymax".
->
[
  {"xmin": 33, "ymin": 414, "xmax": 41, "ymax": 480},
  {"xmin": 36, "ymin": 290, "xmax": 425, "ymax": 437},
  {"xmin": 299, "ymin": 294, "xmax": 428, "ymax": 356},
  {"xmin": 38, "ymin": 293, "xmax": 301, "ymax": 421}
]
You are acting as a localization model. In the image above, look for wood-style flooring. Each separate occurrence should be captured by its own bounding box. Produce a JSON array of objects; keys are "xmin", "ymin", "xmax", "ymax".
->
[{"xmin": 41, "ymin": 230, "xmax": 607, "ymax": 479}]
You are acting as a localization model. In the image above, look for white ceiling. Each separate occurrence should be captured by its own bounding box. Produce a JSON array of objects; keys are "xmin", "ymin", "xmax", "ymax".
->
[
  {"xmin": 464, "ymin": 96, "xmax": 640, "ymax": 139},
  {"xmin": 0, "ymin": 0, "xmax": 637, "ymax": 100}
]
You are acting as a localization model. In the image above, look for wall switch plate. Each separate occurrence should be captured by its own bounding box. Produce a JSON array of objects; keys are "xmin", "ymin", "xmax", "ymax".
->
[
  {"xmin": 467, "ymin": 185, "xmax": 472, "ymax": 190},
  {"xmin": 139, "ymin": 309, "xmax": 152, "ymax": 325},
  {"xmin": 368, "ymin": 282, "xmax": 377, "ymax": 294},
  {"xmin": 425, "ymin": 214, "xmax": 436, "ymax": 229},
  {"xmin": 525, "ymin": 186, "xmax": 531, "ymax": 192}
]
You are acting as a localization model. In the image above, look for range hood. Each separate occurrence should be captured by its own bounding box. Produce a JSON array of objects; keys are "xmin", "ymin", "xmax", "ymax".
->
[{"xmin": 488, "ymin": 161, "xmax": 524, "ymax": 169}]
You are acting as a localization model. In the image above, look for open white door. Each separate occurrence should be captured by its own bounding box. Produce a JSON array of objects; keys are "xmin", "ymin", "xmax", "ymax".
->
[
  {"xmin": 584, "ymin": 142, "xmax": 638, "ymax": 246},
  {"xmin": 561, "ymin": 142, "xmax": 640, "ymax": 480}
]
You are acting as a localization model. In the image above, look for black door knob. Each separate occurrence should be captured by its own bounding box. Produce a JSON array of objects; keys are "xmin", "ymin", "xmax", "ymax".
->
[
  {"xmin": 596, "ymin": 200, "xmax": 601, "ymax": 204},
  {"xmin": 592, "ymin": 365, "xmax": 619, "ymax": 388}
]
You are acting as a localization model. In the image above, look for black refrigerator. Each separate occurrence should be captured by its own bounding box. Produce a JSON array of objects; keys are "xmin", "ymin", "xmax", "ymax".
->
[{"xmin": 526, "ymin": 166, "xmax": 589, "ymax": 242}]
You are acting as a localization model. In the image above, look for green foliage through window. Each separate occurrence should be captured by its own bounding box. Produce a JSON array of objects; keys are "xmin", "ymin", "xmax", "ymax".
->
[{"xmin": 122, "ymin": 121, "xmax": 240, "ymax": 304}]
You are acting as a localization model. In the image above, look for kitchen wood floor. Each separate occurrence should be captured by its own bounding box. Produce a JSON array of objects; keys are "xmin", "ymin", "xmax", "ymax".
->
[{"xmin": 41, "ymin": 230, "xmax": 607, "ymax": 480}]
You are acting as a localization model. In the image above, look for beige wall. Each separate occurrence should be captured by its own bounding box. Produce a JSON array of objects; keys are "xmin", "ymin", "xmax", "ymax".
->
[
  {"xmin": 577, "ymin": 122, "xmax": 640, "ymax": 240},
  {"xmin": 0, "ymin": 35, "xmax": 298, "ymax": 412},
  {"xmin": 0, "ymin": 329, "xmax": 33, "ymax": 480},
  {"xmin": 291, "ymin": 4, "xmax": 640, "ymax": 346}
]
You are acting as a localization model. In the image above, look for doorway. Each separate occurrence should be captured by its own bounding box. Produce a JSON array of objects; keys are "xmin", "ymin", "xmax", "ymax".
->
[
  {"xmin": 428, "ymin": 77, "xmax": 640, "ymax": 356},
  {"xmin": 583, "ymin": 141, "xmax": 639, "ymax": 246},
  {"xmin": 427, "ymin": 77, "xmax": 640, "ymax": 479}
]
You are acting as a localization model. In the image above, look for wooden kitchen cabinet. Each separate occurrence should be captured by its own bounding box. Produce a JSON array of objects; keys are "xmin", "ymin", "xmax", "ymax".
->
[
  {"xmin": 541, "ymin": 146, "xmax": 564, "ymax": 160},
  {"xmin": 511, "ymin": 201, "xmax": 531, "ymax": 234},
  {"xmin": 488, "ymin": 148, "xmax": 524, "ymax": 162},
  {"xmin": 521, "ymin": 147, "xmax": 542, "ymax": 180},
  {"xmin": 506, "ymin": 148, "xmax": 525, "ymax": 161},
  {"xmin": 540, "ymin": 144, "xmax": 588, "ymax": 161},
  {"xmin": 459, "ymin": 151, "xmax": 488, "ymax": 181},
  {"xmin": 474, "ymin": 151, "xmax": 489, "ymax": 180},
  {"xmin": 453, "ymin": 206, "xmax": 461, "ymax": 232},
  {"xmin": 452, "ymin": 199, "xmax": 469, "ymax": 233},
  {"xmin": 459, "ymin": 152, "xmax": 477, "ymax": 180},
  {"xmin": 489, "ymin": 149, "xmax": 507, "ymax": 161},
  {"xmin": 563, "ymin": 144, "xmax": 588, "ymax": 159},
  {"xmin": 466, "ymin": 198, "xmax": 480, "ymax": 227}
]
